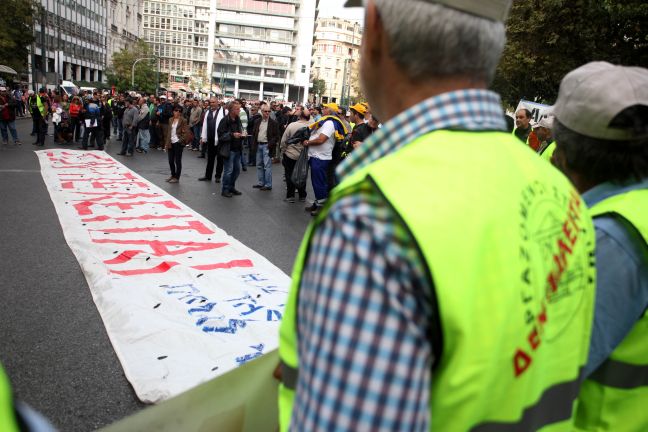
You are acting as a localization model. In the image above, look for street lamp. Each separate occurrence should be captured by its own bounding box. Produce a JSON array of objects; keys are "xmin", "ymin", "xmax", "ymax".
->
[{"xmin": 131, "ymin": 57, "xmax": 156, "ymax": 90}]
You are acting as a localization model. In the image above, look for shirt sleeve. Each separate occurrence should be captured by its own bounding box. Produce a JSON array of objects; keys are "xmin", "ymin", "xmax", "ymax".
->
[
  {"xmin": 291, "ymin": 186, "xmax": 435, "ymax": 431},
  {"xmin": 319, "ymin": 120, "xmax": 335, "ymax": 138},
  {"xmin": 584, "ymin": 216, "xmax": 648, "ymax": 377}
]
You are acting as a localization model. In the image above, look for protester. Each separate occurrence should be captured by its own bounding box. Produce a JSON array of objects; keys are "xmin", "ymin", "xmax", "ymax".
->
[
  {"xmin": 163, "ymin": 104, "xmax": 190, "ymax": 183},
  {"xmin": 29, "ymin": 88, "xmax": 49, "ymax": 147},
  {"xmin": 51, "ymin": 96, "xmax": 63, "ymax": 143},
  {"xmin": 247, "ymin": 104, "xmax": 261, "ymax": 167},
  {"xmin": 0, "ymin": 90, "xmax": 21, "ymax": 145},
  {"xmin": 277, "ymin": 1, "xmax": 597, "ymax": 431},
  {"xmin": 280, "ymin": 107, "xmax": 312, "ymax": 202},
  {"xmin": 188, "ymin": 98, "xmax": 203, "ymax": 151},
  {"xmin": 302, "ymin": 102, "xmax": 348, "ymax": 215},
  {"xmin": 218, "ymin": 100, "xmax": 244, "ymax": 198},
  {"xmin": 513, "ymin": 108, "xmax": 540, "ymax": 149},
  {"xmin": 118, "ymin": 98, "xmax": 138, "ymax": 156},
  {"xmin": 157, "ymin": 95, "xmax": 174, "ymax": 149},
  {"xmin": 135, "ymin": 97, "xmax": 151, "ymax": 154},
  {"xmin": 251, "ymin": 103, "xmax": 280, "ymax": 191},
  {"xmin": 68, "ymin": 96, "xmax": 82, "ymax": 142},
  {"xmin": 100, "ymin": 94, "xmax": 113, "ymax": 144},
  {"xmin": 79, "ymin": 95, "xmax": 104, "ymax": 150},
  {"xmin": 535, "ymin": 116, "xmax": 555, "ymax": 161},
  {"xmin": 548, "ymin": 62, "xmax": 648, "ymax": 431},
  {"xmin": 199, "ymin": 97, "xmax": 227, "ymax": 183}
]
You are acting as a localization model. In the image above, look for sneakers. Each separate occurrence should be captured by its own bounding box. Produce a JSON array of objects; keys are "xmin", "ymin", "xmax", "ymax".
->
[
  {"xmin": 284, "ymin": 197, "xmax": 295, "ymax": 203},
  {"xmin": 168, "ymin": 178, "xmax": 179, "ymax": 183}
]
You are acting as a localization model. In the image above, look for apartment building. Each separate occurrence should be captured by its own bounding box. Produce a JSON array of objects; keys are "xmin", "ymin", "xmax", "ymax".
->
[
  {"xmin": 141, "ymin": 0, "xmax": 318, "ymax": 102},
  {"xmin": 106, "ymin": 0, "xmax": 142, "ymax": 67},
  {"xmin": 312, "ymin": 17, "xmax": 362, "ymax": 104},
  {"xmin": 31, "ymin": 0, "xmax": 108, "ymax": 87}
]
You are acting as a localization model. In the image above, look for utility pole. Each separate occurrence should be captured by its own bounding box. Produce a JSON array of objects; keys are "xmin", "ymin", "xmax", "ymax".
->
[
  {"xmin": 41, "ymin": 6, "xmax": 47, "ymax": 87},
  {"xmin": 341, "ymin": 58, "xmax": 348, "ymax": 106}
]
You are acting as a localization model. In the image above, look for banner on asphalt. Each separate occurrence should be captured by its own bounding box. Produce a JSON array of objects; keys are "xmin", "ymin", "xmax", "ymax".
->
[{"xmin": 37, "ymin": 149, "xmax": 290, "ymax": 403}]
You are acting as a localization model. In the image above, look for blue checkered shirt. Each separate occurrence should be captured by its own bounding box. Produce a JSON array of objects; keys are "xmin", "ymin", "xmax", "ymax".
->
[{"xmin": 290, "ymin": 89, "xmax": 507, "ymax": 431}]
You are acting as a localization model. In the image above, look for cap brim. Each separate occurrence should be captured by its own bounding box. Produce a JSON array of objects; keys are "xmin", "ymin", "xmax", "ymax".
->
[{"xmin": 344, "ymin": 0, "xmax": 362, "ymax": 7}]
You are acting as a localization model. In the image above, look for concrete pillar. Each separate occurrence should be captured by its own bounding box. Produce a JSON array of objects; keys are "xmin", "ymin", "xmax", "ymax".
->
[
  {"xmin": 234, "ymin": 79, "xmax": 239, "ymax": 98},
  {"xmin": 259, "ymin": 81, "xmax": 264, "ymax": 101}
]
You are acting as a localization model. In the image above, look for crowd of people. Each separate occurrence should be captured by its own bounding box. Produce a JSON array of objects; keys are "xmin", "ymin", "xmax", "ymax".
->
[{"xmin": 10, "ymin": 86, "xmax": 382, "ymax": 215}]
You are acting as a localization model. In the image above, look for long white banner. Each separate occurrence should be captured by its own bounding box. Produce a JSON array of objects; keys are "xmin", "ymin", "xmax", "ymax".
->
[{"xmin": 37, "ymin": 149, "xmax": 290, "ymax": 403}]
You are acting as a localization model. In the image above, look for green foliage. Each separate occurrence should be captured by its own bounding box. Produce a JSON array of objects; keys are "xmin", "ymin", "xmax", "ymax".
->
[
  {"xmin": 492, "ymin": 0, "xmax": 648, "ymax": 107},
  {"xmin": 0, "ymin": 0, "xmax": 37, "ymax": 76},
  {"xmin": 311, "ymin": 78, "xmax": 327, "ymax": 97},
  {"xmin": 106, "ymin": 40, "xmax": 165, "ymax": 94}
]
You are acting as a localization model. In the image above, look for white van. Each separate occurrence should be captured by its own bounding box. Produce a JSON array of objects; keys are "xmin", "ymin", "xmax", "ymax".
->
[{"xmin": 60, "ymin": 81, "xmax": 79, "ymax": 97}]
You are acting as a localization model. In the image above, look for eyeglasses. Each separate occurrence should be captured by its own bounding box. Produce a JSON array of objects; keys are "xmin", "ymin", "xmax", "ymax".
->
[{"xmin": 262, "ymin": 110, "xmax": 271, "ymax": 113}]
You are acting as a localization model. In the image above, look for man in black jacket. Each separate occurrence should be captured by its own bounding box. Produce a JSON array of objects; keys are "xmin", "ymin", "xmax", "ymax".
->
[
  {"xmin": 251, "ymin": 103, "xmax": 280, "ymax": 190},
  {"xmin": 218, "ymin": 100, "xmax": 244, "ymax": 198},
  {"xmin": 247, "ymin": 104, "xmax": 261, "ymax": 166},
  {"xmin": 199, "ymin": 97, "xmax": 227, "ymax": 182}
]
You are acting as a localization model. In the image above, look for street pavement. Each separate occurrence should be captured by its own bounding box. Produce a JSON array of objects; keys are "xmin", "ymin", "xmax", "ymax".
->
[{"xmin": 0, "ymin": 117, "xmax": 312, "ymax": 431}]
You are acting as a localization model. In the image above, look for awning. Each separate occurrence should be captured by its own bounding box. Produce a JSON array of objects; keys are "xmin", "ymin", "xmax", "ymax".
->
[{"xmin": 0, "ymin": 65, "xmax": 18, "ymax": 75}]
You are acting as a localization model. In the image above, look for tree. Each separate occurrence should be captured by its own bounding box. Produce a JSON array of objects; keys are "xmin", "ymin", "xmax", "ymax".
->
[
  {"xmin": 106, "ymin": 40, "xmax": 165, "ymax": 94},
  {"xmin": 492, "ymin": 0, "xmax": 648, "ymax": 107},
  {"xmin": 0, "ymin": 0, "xmax": 37, "ymax": 76},
  {"xmin": 311, "ymin": 77, "xmax": 327, "ymax": 101}
]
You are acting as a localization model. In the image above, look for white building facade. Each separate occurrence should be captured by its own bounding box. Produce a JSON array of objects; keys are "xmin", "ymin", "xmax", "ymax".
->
[
  {"xmin": 106, "ymin": 0, "xmax": 142, "ymax": 67},
  {"xmin": 31, "ymin": 0, "xmax": 108, "ymax": 88},
  {"xmin": 312, "ymin": 17, "xmax": 362, "ymax": 104},
  {"xmin": 141, "ymin": 0, "xmax": 318, "ymax": 103}
]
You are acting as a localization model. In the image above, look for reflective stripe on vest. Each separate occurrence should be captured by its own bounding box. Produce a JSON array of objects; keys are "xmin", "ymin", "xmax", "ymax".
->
[
  {"xmin": 589, "ymin": 357, "xmax": 648, "ymax": 389},
  {"xmin": 575, "ymin": 187, "xmax": 648, "ymax": 431},
  {"xmin": 279, "ymin": 129, "xmax": 596, "ymax": 432}
]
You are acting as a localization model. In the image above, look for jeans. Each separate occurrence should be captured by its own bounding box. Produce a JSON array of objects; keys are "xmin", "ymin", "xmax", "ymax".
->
[
  {"xmin": 121, "ymin": 128, "xmax": 136, "ymax": 154},
  {"xmin": 192, "ymin": 125, "xmax": 201, "ymax": 149},
  {"xmin": 282, "ymin": 154, "xmax": 307, "ymax": 199},
  {"xmin": 168, "ymin": 141, "xmax": 184, "ymax": 178},
  {"xmin": 70, "ymin": 117, "xmax": 81, "ymax": 141},
  {"xmin": 309, "ymin": 157, "xmax": 331, "ymax": 204},
  {"xmin": 222, "ymin": 151, "xmax": 241, "ymax": 193},
  {"xmin": 137, "ymin": 129, "xmax": 150, "ymax": 152},
  {"xmin": 0, "ymin": 120, "xmax": 19, "ymax": 142},
  {"xmin": 256, "ymin": 143, "xmax": 272, "ymax": 187},
  {"xmin": 116, "ymin": 118, "xmax": 124, "ymax": 139}
]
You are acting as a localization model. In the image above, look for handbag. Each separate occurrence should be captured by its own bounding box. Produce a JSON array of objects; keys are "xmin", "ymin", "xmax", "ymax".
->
[
  {"xmin": 291, "ymin": 148, "xmax": 309, "ymax": 190},
  {"xmin": 218, "ymin": 141, "xmax": 231, "ymax": 158}
]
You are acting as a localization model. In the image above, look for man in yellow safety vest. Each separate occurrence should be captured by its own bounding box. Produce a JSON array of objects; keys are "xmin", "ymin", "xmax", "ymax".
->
[
  {"xmin": 551, "ymin": 61, "xmax": 648, "ymax": 432},
  {"xmin": 277, "ymin": 0, "xmax": 597, "ymax": 430}
]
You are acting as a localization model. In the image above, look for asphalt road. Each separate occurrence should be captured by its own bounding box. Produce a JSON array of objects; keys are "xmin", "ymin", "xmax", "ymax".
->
[{"xmin": 0, "ymin": 117, "xmax": 311, "ymax": 431}]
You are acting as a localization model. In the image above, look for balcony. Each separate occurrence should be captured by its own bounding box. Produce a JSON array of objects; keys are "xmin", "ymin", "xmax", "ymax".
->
[
  {"xmin": 215, "ymin": 30, "xmax": 296, "ymax": 46},
  {"xmin": 217, "ymin": 5, "xmax": 297, "ymax": 19}
]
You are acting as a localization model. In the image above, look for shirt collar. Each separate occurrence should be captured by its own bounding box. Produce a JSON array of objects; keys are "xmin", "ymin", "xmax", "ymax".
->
[
  {"xmin": 582, "ymin": 178, "xmax": 648, "ymax": 207},
  {"xmin": 337, "ymin": 89, "xmax": 507, "ymax": 178}
]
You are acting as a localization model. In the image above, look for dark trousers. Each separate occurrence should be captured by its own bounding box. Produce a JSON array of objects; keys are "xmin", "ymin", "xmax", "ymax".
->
[
  {"xmin": 204, "ymin": 141, "xmax": 224, "ymax": 180},
  {"xmin": 168, "ymin": 141, "xmax": 184, "ymax": 178},
  {"xmin": 34, "ymin": 116, "xmax": 47, "ymax": 145},
  {"xmin": 309, "ymin": 157, "xmax": 331, "ymax": 204},
  {"xmin": 71, "ymin": 117, "xmax": 81, "ymax": 141},
  {"xmin": 283, "ymin": 154, "xmax": 306, "ymax": 199},
  {"xmin": 121, "ymin": 128, "xmax": 136, "ymax": 154},
  {"xmin": 81, "ymin": 127, "xmax": 104, "ymax": 149}
]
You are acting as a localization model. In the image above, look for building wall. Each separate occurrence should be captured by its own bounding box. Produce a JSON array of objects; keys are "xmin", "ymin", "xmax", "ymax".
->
[
  {"xmin": 106, "ymin": 0, "xmax": 141, "ymax": 67},
  {"xmin": 142, "ymin": 0, "xmax": 317, "ymax": 102},
  {"xmin": 31, "ymin": 0, "xmax": 108, "ymax": 88},
  {"xmin": 312, "ymin": 17, "xmax": 362, "ymax": 104}
]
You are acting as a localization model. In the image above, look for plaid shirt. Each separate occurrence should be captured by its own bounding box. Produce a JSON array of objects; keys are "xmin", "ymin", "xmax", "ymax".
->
[{"xmin": 291, "ymin": 89, "xmax": 507, "ymax": 431}]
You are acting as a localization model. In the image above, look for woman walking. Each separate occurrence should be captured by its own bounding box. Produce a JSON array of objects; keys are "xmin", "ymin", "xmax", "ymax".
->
[{"xmin": 165, "ymin": 104, "xmax": 190, "ymax": 183}]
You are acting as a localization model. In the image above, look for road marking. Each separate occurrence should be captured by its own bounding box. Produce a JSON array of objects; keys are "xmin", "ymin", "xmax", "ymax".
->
[{"xmin": 0, "ymin": 169, "xmax": 41, "ymax": 173}]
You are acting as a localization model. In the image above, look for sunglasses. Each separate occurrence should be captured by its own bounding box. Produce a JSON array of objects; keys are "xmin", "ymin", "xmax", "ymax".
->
[{"xmin": 262, "ymin": 110, "xmax": 271, "ymax": 113}]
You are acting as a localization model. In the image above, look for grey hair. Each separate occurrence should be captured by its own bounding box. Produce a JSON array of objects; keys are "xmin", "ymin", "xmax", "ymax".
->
[{"xmin": 373, "ymin": 0, "xmax": 506, "ymax": 83}]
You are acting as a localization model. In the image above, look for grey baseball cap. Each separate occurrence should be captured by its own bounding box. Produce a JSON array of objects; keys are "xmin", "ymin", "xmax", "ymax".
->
[
  {"xmin": 553, "ymin": 62, "xmax": 648, "ymax": 141},
  {"xmin": 344, "ymin": 0, "xmax": 511, "ymax": 22}
]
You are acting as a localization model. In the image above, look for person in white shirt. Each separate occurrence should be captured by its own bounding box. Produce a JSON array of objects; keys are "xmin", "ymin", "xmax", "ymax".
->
[{"xmin": 302, "ymin": 103, "xmax": 338, "ymax": 215}]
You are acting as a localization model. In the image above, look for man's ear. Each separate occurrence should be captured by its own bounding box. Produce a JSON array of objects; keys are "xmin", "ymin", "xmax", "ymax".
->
[{"xmin": 362, "ymin": 0, "xmax": 385, "ymax": 67}]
